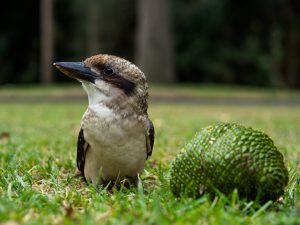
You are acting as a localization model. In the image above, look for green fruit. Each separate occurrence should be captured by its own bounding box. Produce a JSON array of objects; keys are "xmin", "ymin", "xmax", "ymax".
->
[{"xmin": 170, "ymin": 123, "xmax": 289, "ymax": 202}]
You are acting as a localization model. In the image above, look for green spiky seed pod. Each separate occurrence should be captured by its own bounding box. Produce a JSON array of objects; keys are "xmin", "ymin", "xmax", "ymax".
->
[{"xmin": 170, "ymin": 123, "xmax": 289, "ymax": 202}]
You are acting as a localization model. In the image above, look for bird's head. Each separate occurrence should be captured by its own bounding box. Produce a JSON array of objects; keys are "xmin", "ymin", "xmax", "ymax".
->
[{"xmin": 54, "ymin": 54, "xmax": 148, "ymax": 114}]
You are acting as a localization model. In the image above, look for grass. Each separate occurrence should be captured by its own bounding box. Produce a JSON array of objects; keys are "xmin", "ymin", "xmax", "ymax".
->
[
  {"xmin": 0, "ymin": 85, "xmax": 300, "ymax": 225},
  {"xmin": 1, "ymin": 83, "xmax": 300, "ymax": 99}
]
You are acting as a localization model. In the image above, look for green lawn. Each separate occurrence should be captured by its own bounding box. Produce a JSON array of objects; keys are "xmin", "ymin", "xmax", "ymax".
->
[
  {"xmin": 1, "ymin": 83, "xmax": 300, "ymax": 99},
  {"xmin": 0, "ymin": 86, "xmax": 299, "ymax": 225}
]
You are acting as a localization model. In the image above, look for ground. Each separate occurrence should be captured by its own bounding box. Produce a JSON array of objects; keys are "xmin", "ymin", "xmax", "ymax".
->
[{"xmin": 0, "ymin": 85, "xmax": 299, "ymax": 225}]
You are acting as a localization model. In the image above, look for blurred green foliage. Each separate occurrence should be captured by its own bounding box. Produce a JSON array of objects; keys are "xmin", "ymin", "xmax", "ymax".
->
[
  {"xmin": 173, "ymin": 0, "xmax": 299, "ymax": 87},
  {"xmin": 0, "ymin": 0, "xmax": 299, "ymax": 87}
]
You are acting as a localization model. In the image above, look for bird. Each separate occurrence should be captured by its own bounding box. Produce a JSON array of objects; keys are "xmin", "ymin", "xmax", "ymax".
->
[{"xmin": 53, "ymin": 54, "xmax": 154, "ymax": 187}]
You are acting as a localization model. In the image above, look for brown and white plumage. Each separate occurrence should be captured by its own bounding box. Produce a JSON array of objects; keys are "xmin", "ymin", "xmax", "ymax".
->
[{"xmin": 54, "ymin": 54, "xmax": 154, "ymax": 186}]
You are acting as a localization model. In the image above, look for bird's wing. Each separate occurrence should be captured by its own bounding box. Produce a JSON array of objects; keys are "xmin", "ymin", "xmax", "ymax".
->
[
  {"xmin": 146, "ymin": 119, "xmax": 155, "ymax": 159},
  {"xmin": 77, "ymin": 128, "xmax": 89, "ymax": 180}
]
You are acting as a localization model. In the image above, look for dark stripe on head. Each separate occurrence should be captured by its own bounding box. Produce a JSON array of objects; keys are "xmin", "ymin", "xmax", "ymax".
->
[{"xmin": 102, "ymin": 74, "xmax": 135, "ymax": 95}]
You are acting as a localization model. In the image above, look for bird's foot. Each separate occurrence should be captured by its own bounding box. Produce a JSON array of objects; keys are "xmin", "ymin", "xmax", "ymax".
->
[{"xmin": 74, "ymin": 168, "xmax": 82, "ymax": 178}]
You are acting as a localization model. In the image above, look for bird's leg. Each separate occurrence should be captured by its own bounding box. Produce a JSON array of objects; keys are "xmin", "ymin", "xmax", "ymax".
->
[
  {"xmin": 119, "ymin": 176, "xmax": 139, "ymax": 188},
  {"xmin": 74, "ymin": 168, "xmax": 82, "ymax": 177}
]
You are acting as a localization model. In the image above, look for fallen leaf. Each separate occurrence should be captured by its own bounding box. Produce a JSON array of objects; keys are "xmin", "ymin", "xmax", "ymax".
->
[
  {"xmin": 0, "ymin": 131, "xmax": 10, "ymax": 141},
  {"xmin": 63, "ymin": 201, "xmax": 74, "ymax": 218}
]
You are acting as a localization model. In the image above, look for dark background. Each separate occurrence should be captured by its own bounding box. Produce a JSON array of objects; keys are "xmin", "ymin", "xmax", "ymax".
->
[{"xmin": 0, "ymin": 0, "xmax": 300, "ymax": 88}]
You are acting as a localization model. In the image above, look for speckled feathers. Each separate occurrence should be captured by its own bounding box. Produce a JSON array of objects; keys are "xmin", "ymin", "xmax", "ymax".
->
[
  {"xmin": 53, "ymin": 54, "xmax": 154, "ymax": 186},
  {"xmin": 84, "ymin": 54, "xmax": 149, "ymax": 115},
  {"xmin": 84, "ymin": 54, "xmax": 147, "ymax": 85}
]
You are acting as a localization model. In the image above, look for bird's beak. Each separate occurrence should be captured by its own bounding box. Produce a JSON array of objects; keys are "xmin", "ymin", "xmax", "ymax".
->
[{"xmin": 53, "ymin": 62, "xmax": 97, "ymax": 83}]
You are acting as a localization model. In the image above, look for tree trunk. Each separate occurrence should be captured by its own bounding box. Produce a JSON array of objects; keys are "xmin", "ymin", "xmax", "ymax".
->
[
  {"xmin": 86, "ymin": 0, "xmax": 100, "ymax": 55},
  {"xmin": 284, "ymin": 28, "xmax": 299, "ymax": 88},
  {"xmin": 281, "ymin": 0, "xmax": 299, "ymax": 88},
  {"xmin": 135, "ymin": 0, "xmax": 175, "ymax": 83},
  {"xmin": 40, "ymin": 0, "xmax": 54, "ymax": 84}
]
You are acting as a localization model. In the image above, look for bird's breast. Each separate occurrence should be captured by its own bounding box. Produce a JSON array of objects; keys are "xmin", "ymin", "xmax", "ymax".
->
[{"xmin": 81, "ymin": 104, "xmax": 147, "ymax": 181}]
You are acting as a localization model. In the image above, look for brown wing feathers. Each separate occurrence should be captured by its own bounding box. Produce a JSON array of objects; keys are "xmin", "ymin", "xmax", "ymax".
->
[
  {"xmin": 146, "ymin": 120, "xmax": 155, "ymax": 158},
  {"xmin": 77, "ymin": 128, "xmax": 89, "ymax": 180}
]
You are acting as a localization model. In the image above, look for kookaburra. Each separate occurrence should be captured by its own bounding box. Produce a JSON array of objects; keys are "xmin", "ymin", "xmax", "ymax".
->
[{"xmin": 53, "ymin": 54, "xmax": 154, "ymax": 186}]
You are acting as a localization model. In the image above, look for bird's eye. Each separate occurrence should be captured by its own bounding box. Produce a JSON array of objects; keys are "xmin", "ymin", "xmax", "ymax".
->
[{"xmin": 103, "ymin": 67, "xmax": 114, "ymax": 75}]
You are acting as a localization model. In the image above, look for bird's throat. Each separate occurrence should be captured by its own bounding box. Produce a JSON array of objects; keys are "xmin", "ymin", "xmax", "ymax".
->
[{"xmin": 81, "ymin": 82, "xmax": 111, "ymax": 105}]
